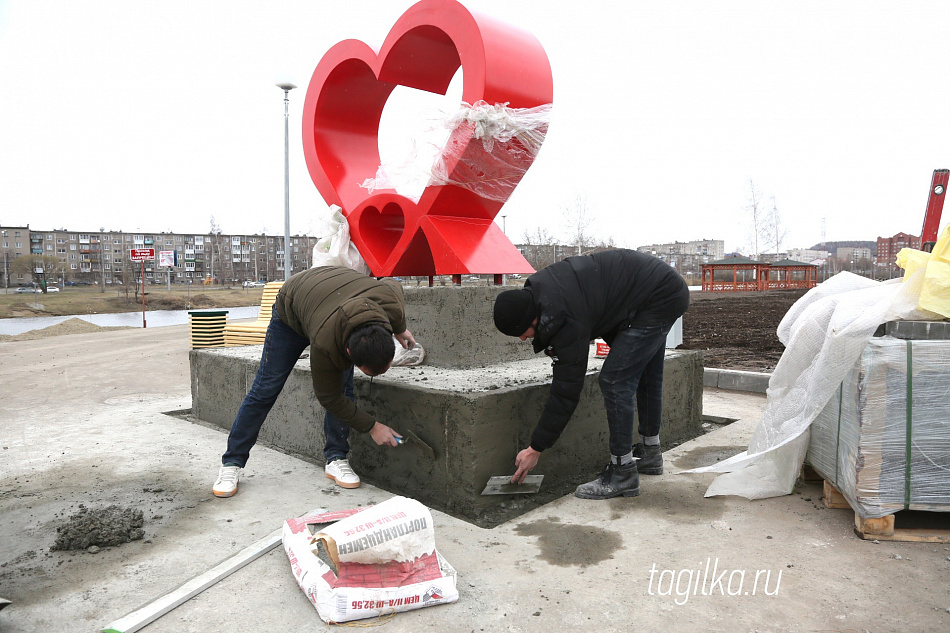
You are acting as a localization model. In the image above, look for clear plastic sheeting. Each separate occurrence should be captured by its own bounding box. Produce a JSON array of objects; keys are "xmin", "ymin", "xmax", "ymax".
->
[
  {"xmin": 684, "ymin": 269, "xmax": 942, "ymax": 499},
  {"xmin": 361, "ymin": 101, "xmax": 551, "ymax": 202},
  {"xmin": 808, "ymin": 337, "xmax": 950, "ymax": 518},
  {"xmin": 311, "ymin": 204, "xmax": 371, "ymax": 275}
]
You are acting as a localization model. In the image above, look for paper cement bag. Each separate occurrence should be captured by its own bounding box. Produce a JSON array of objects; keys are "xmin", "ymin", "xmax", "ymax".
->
[{"xmin": 282, "ymin": 498, "xmax": 458, "ymax": 623}]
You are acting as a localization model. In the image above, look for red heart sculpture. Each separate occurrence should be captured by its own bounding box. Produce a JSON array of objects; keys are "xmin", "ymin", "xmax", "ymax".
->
[{"xmin": 302, "ymin": 0, "xmax": 553, "ymax": 276}]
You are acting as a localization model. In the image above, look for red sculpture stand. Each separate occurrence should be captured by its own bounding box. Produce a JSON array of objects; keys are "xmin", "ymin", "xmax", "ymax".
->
[{"xmin": 302, "ymin": 0, "xmax": 553, "ymax": 277}]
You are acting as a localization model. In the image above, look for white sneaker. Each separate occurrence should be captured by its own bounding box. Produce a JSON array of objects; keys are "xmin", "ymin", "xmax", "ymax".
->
[
  {"xmin": 213, "ymin": 465, "xmax": 242, "ymax": 497},
  {"xmin": 325, "ymin": 459, "xmax": 361, "ymax": 489}
]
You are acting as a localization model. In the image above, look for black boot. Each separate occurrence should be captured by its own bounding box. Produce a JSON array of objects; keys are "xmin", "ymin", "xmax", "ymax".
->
[
  {"xmin": 633, "ymin": 443, "xmax": 663, "ymax": 475},
  {"xmin": 574, "ymin": 461, "xmax": 640, "ymax": 499}
]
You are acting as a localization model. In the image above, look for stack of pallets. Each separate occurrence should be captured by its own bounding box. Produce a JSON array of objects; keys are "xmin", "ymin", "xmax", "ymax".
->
[{"xmin": 188, "ymin": 310, "xmax": 229, "ymax": 349}]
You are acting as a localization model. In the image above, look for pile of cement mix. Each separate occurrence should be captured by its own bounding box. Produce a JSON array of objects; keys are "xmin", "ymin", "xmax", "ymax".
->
[{"xmin": 51, "ymin": 504, "xmax": 145, "ymax": 551}]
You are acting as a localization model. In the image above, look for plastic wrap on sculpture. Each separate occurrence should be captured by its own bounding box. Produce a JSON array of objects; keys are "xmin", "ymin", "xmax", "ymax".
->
[
  {"xmin": 684, "ymin": 269, "xmax": 941, "ymax": 500},
  {"xmin": 807, "ymin": 337, "xmax": 950, "ymax": 518},
  {"xmin": 311, "ymin": 205, "xmax": 371, "ymax": 275},
  {"xmin": 362, "ymin": 101, "xmax": 551, "ymax": 203}
]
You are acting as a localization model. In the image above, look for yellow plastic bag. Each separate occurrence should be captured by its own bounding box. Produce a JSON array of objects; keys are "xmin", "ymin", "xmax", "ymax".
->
[{"xmin": 898, "ymin": 224, "xmax": 950, "ymax": 318}]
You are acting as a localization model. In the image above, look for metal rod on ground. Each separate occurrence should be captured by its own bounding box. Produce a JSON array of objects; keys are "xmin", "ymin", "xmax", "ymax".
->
[{"xmin": 100, "ymin": 507, "xmax": 325, "ymax": 633}]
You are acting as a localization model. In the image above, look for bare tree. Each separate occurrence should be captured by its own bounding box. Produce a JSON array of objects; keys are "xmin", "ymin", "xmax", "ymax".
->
[
  {"xmin": 745, "ymin": 179, "xmax": 768, "ymax": 259},
  {"xmin": 10, "ymin": 254, "xmax": 64, "ymax": 292},
  {"xmin": 520, "ymin": 227, "xmax": 558, "ymax": 270},
  {"xmin": 762, "ymin": 196, "xmax": 790, "ymax": 256},
  {"xmin": 209, "ymin": 216, "xmax": 223, "ymax": 283},
  {"xmin": 563, "ymin": 195, "xmax": 597, "ymax": 255}
]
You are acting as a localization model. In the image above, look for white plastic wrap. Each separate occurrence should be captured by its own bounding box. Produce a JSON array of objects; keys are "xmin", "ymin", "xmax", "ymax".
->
[
  {"xmin": 807, "ymin": 337, "xmax": 950, "ymax": 518},
  {"xmin": 311, "ymin": 205, "xmax": 371, "ymax": 275},
  {"xmin": 361, "ymin": 100, "xmax": 551, "ymax": 203},
  {"xmin": 685, "ymin": 269, "xmax": 941, "ymax": 499}
]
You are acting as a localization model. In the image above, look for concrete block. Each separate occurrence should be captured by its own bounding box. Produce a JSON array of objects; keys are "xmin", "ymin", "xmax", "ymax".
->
[
  {"xmin": 881, "ymin": 319, "xmax": 950, "ymax": 341},
  {"xmin": 714, "ymin": 369, "xmax": 771, "ymax": 394},
  {"xmin": 402, "ymin": 286, "xmax": 535, "ymax": 368},
  {"xmin": 190, "ymin": 346, "xmax": 704, "ymax": 526}
]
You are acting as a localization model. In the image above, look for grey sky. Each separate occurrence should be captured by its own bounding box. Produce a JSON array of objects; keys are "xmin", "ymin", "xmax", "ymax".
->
[{"xmin": 1, "ymin": 0, "xmax": 947, "ymax": 255}]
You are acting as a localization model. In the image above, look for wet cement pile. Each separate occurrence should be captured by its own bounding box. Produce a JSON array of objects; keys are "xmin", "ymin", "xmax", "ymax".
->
[{"xmin": 51, "ymin": 504, "xmax": 145, "ymax": 552}]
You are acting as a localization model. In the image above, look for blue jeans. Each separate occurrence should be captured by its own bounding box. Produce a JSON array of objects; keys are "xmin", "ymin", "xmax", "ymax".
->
[
  {"xmin": 222, "ymin": 311, "xmax": 352, "ymax": 467},
  {"xmin": 598, "ymin": 323, "xmax": 673, "ymax": 457}
]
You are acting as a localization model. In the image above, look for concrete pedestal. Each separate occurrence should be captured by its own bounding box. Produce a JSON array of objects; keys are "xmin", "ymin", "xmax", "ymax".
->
[{"xmin": 190, "ymin": 286, "xmax": 704, "ymax": 526}]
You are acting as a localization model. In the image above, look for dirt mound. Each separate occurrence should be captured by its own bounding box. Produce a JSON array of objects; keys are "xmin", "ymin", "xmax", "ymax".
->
[
  {"xmin": 0, "ymin": 317, "xmax": 132, "ymax": 342},
  {"xmin": 51, "ymin": 504, "xmax": 145, "ymax": 551}
]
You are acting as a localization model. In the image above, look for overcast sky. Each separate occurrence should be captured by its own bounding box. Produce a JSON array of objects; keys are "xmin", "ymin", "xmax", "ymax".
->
[{"xmin": 1, "ymin": 1, "xmax": 948, "ymax": 255}]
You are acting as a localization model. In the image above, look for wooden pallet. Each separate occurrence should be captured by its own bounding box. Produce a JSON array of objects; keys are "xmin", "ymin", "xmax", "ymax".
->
[
  {"xmin": 188, "ymin": 311, "xmax": 228, "ymax": 349},
  {"xmin": 822, "ymin": 481, "xmax": 950, "ymax": 543}
]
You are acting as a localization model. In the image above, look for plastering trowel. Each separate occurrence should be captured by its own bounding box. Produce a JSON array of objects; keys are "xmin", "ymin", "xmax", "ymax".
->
[
  {"xmin": 395, "ymin": 429, "xmax": 436, "ymax": 460},
  {"xmin": 480, "ymin": 475, "xmax": 544, "ymax": 495}
]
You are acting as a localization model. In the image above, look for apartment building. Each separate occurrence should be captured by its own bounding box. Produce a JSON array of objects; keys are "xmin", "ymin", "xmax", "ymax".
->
[
  {"xmin": 0, "ymin": 225, "xmax": 318, "ymax": 287},
  {"xmin": 876, "ymin": 232, "xmax": 919, "ymax": 266}
]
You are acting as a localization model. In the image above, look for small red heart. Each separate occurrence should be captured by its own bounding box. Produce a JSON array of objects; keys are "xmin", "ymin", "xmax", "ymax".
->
[{"xmin": 302, "ymin": 0, "xmax": 552, "ymax": 276}]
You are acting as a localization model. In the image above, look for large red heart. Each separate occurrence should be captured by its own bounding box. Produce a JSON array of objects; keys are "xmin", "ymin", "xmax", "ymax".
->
[{"xmin": 302, "ymin": 0, "xmax": 552, "ymax": 276}]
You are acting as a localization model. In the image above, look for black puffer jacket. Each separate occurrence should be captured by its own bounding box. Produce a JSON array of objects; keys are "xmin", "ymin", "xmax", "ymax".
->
[{"xmin": 523, "ymin": 249, "xmax": 689, "ymax": 451}]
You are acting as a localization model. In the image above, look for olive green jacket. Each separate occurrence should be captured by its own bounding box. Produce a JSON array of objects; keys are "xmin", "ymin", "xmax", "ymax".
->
[{"xmin": 273, "ymin": 266, "xmax": 407, "ymax": 433}]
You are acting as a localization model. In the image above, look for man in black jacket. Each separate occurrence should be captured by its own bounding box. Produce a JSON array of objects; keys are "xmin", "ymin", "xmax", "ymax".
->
[{"xmin": 493, "ymin": 249, "xmax": 689, "ymax": 499}]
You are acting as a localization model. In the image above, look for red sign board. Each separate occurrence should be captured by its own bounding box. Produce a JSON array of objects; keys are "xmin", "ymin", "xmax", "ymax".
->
[{"xmin": 129, "ymin": 248, "xmax": 155, "ymax": 261}]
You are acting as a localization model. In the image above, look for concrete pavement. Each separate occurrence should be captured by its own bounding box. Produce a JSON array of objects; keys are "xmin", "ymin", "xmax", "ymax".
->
[{"xmin": 1, "ymin": 324, "xmax": 948, "ymax": 633}]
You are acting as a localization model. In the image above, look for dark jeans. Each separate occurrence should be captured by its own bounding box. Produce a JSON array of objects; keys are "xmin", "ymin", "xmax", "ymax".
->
[
  {"xmin": 598, "ymin": 323, "xmax": 673, "ymax": 457},
  {"xmin": 221, "ymin": 311, "xmax": 352, "ymax": 467}
]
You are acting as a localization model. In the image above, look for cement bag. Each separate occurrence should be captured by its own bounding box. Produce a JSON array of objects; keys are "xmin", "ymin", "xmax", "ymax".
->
[
  {"xmin": 282, "ymin": 498, "xmax": 458, "ymax": 623},
  {"xmin": 312, "ymin": 205, "xmax": 371, "ymax": 275}
]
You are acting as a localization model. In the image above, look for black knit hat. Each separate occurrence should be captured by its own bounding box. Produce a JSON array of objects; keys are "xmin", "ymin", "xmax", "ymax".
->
[{"xmin": 493, "ymin": 289, "xmax": 536, "ymax": 337}]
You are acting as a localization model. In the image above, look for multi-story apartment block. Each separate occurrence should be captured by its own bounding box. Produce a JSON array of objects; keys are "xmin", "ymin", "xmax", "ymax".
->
[
  {"xmin": 636, "ymin": 239, "xmax": 725, "ymax": 261},
  {"xmin": 836, "ymin": 246, "xmax": 873, "ymax": 262},
  {"xmin": 787, "ymin": 248, "xmax": 831, "ymax": 263},
  {"xmin": 0, "ymin": 225, "xmax": 318, "ymax": 287},
  {"xmin": 876, "ymin": 232, "xmax": 919, "ymax": 267}
]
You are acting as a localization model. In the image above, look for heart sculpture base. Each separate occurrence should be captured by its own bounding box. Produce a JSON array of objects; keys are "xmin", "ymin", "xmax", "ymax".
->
[{"xmin": 302, "ymin": 0, "xmax": 552, "ymax": 277}]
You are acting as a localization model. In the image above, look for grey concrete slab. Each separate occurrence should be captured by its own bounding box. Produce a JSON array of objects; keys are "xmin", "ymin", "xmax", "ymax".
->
[{"xmin": 2, "ymin": 327, "xmax": 949, "ymax": 633}]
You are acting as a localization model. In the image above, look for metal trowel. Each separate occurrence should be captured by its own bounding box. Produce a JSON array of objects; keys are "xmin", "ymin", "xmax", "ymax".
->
[
  {"xmin": 480, "ymin": 475, "xmax": 544, "ymax": 495},
  {"xmin": 395, "ymin": 429, "xmax": 436, "ymax": 460}
]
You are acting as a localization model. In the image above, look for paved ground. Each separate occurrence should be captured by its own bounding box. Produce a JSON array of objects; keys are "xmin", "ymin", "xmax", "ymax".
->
[{"xmin": 1, "ymin": 325, "xmax": 948, "ymax": 633}]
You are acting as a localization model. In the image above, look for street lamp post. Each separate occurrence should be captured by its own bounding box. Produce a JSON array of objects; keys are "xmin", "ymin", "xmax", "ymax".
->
[{"xmin": 277, "ymin": 82, "xmax": 297, "ymax": 281}]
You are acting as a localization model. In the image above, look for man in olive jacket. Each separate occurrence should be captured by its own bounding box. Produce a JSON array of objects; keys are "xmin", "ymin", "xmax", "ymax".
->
[
  {"xmin": 493, "ymin": 249, "xmax": 689, "ymax": 500},
  {"xmin": 213, "ymin": 266, "xmax": 415, "ymax": 498}
]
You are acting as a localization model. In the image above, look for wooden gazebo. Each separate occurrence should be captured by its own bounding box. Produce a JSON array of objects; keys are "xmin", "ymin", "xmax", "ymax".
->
[
  {"xmin": 766, "ymin": 259, "xmax": 818, "ymax": 290},
  {"xmin": 701, "ymin": 256, "xmax": 769, "ymax": 291}
]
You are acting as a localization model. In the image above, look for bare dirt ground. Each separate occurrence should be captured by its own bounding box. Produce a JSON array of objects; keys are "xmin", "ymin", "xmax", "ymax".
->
[{"xmin": 680, "ymin": 289, "xmax": 808, "ymax": 372}]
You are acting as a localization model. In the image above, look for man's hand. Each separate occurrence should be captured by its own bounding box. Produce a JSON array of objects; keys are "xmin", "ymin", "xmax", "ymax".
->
[
  {"xmin": 369, "ymin": 422, "xmax": 402, "ymax": 447},
  {"xmin": 394, "ymin": 329, "xmax": 416, "ymax": 350},
  {"xmin": 512, "ymin": 447, "xmax": 541, "ymax": 484}
]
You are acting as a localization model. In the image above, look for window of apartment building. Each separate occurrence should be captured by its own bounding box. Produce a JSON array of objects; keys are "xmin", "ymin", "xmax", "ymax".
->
[
  {"xmin": 2, "ymin": 242, "xmax": 7, "ymax": 248},
  {"xmin": 57, "ymin": 248, "xmax": 66, "ymax": 254},
  {"xmin": 46, "ymin": 234, "xmax": 53, "ymax": 239},
  {"xmin": 176, "ymin": 236, "xmax": 182, "ymax": 242},
  {"xmin": 14, "ymin": 231, "xmax": 21, "ymax": 237},
  {"xmin": 46, "ymin": 244, "xmax": 53, "ymax": 251},
  {"xmin": 79, "ymin": 234, "xmax": 90, "ymax": 240},
  {"xmin": 104, "ymin": 265, "xmax": 111, "ymax": 270},
  {"xmin": 114, "ymin": 258, "xmax": 122, "ymax": 264},
  {"xmin": 15, "ymin": 242, "xmax": 21, "ymax": 248},
  {"xmin": 57, "ymin": 238, "xmax": 65, "ymax": 244},
  {"xmin": 71, "ymin": 254, "xmax": 77, "ymax": 260},
  {"xmin": 70, "ymin": 244, "xmax": 76, "ymax": 250},
  {"xmin": 1, "ymin": 231, "xmax": 6, "ymax": 237},
  {"xmin": 69, "ymin": 235, "xmax": 77, "ymax": 240},
  {"xmin": 70, "ymin": 264, "xmax": 77, "ymax": 270}
]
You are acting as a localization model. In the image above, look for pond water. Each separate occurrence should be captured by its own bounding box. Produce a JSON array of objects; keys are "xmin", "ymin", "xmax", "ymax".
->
[{"xmin": 0, "ymin": 306, "xmax": 261, "ymax": 336}]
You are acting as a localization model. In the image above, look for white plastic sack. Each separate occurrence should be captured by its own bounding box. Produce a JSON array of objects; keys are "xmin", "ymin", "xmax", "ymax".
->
[
  {"xmin": 685, "ymin": 269, "xmax": 940, "ymax": 499},
  {"xmin": 283, "ymin": 498, "xmax": 458, "ymax": 624},
  {"xmin": 311, "ymin": 205, "xmax": 371, "ymax": 275},
  {"xmin": 393, "ymin": 337, "xmax": 426, "ymax": 367}
]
